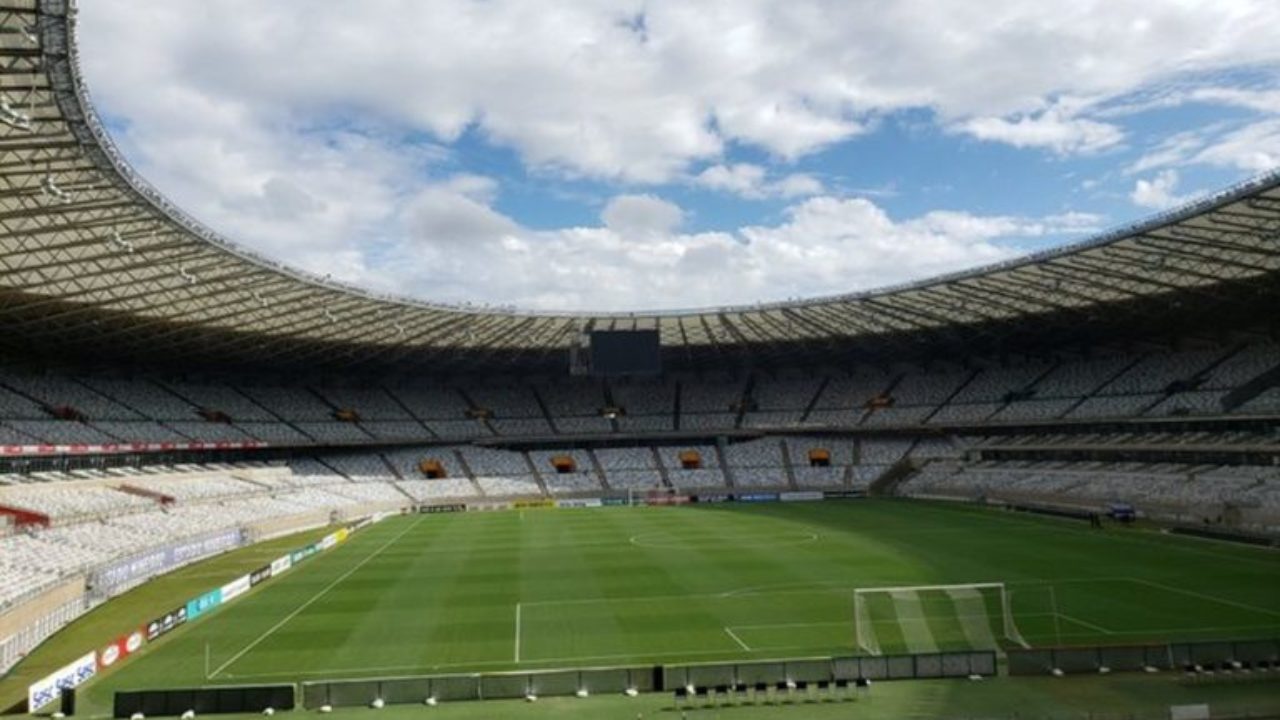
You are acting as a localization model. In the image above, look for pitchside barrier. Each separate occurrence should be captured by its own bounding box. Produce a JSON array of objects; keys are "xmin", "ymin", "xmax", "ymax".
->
[
  {"xmin": 1008, "ymin": 638, "xmax": 1280, "ymax": 676},
  {"xmin": 664, "ymin": 651, "xmax": 993, "ymax": 689},
  {"xmin": 298, "ymin": 651, "xmax": 995, "ymax": 709},
  {"xmin": 301, "ymin": 667, "xmax": 656, "ymax": 707},
  {"xmin": 113, "ymin": 685, "xmax": 294, "ymax": 717}
]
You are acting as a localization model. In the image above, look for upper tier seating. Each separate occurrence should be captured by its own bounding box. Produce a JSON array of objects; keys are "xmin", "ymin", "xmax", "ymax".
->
[
  {"xmin": 0, "ymin": 371, "xmax": 140, "ymax": 420},
  {"xmin": 462, "ymin": 384, "xmax": 543, "ymax": 418},
  {"xmin": 315, "ymin": 386, "xmax": 412, "ymax": 420},
  {"xmin": 238, "ymin": 385, "xmax": 334, "ymax": 421},
  {"xmin": 79, "ymin": 377, "xmax": 197, "ymax": 420},
  {"xmin": 610, "ymin": 379, "xmax": 676, "ymax": 417},
  {"xmin": 161, "ymin": 381, "xmax": 275, "ymax": 421}
]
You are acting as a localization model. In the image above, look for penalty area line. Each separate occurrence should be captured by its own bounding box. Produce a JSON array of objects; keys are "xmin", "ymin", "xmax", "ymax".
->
[
  {"xmin": 1130, "ymin": 578, "xmax": 1280, "ymax": 619},
  {"xmin": 724, "ymin": 626, "xmax": 752, "ymax": 651},
  {"xmin": 1056, "ymin": 613, "xmax": 1113, "ymax": 635},
  {"xmin": 514, "ymin": 602, "xmax": 522, "ymax": 663},
  {"xmin": 209, "ymin": 516, "xmax": 424, "ymax": 679}
]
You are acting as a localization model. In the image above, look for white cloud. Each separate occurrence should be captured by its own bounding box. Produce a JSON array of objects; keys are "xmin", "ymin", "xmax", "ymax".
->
[
  {"xmin": 68, "ymin": 1, "xmax": 1280, "ymax": 311},
  {"xmin": 403, "ymin": 185, "xmax": 519, "ymax": 247},
  {"xmin": 1127, "ymin": 128, "xmax": 1214, "ymax": 174},
  {"xmin": 772, "ymin": 173, "xmax": 825, "ymax": 198},
  {"xmin": 693, "ymin": 163, "xmax": 824, "ymax": 198},
  {"xmin": 1191, "ymin": 119, "xmax": 1280, "ymax": 172},
  {"xmin": 1187, "ymin": 87, "xmax": 1280, "ymax": 114},
  {"xmin": 693, "ymin": 163, "xmax": 767, "ymax": 196},
  {"xmin": 370, "ymin": 190, "xmax": 1104, "ymax": 311},
  {"xmin": 600, "ymin": 194, "xmax": 685, "ymax": 237},
  {"xmin": 1130, "ymin": 170, "xmax": 1190, "ymax": 209},
  {"xmin": 80, "ymin": 1, "xmax": 1280, "ymax": 182},
  {"xmin": 1128, "ymin": 119, "xmax": 1280, "ymax": 175},
  {"xmin": 961, "ymin": 104, "xmax": 1125, "ymax": 155},
  {"xmin": 1040, "ymin": 212, "xmax": 1108, "ymax": 234}
]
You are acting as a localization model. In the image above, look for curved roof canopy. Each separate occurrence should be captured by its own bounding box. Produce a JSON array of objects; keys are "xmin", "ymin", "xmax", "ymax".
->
[{"xmin": 1, "ymin": 0, "xmax": 1279, "ymax": 373}]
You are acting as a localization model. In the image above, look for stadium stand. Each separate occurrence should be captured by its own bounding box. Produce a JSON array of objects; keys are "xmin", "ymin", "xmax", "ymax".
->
[{"xmin": 0, "ymin": 3, "xmax": 1277, "ymax": 688}]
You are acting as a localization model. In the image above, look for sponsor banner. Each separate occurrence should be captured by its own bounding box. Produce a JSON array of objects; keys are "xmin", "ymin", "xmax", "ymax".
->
[
  {"xmin": 419, "ymin": 503, "xmax": 465, "ymax": 514},
  {"xmin": 145, "ymin": 606, "xmax": 188, "ymax": 641},
  {"xmin": 822, "ymin": 490, "xmax": 866, "ymax": 499},
  {"xmin": 97, "ymin": 629, "xmax": 145, "ymax": 670},
  {"xmin": 185, "ymin": 588, "xmax": 222, "ymax": 621},
  {"xmin": 780, "ymin": 491, "xmax": 824, "ymax": 503},
  {"xmin": 645, "ymin": 494, "xmax": 691, "ymax": 506},
  {"xmin": 220, "ymin": 575, "xmax": 251, "ymax": 603},
  {"xmin": 28, "ymin": 651, "xmax": 96, "ymax": 711},
  {"xmin": 695, "ymin": 493, "xmax": 731, "ymax": 504},
  {"xmin": 92, "ymin": 546, "xmax": 170, "ymax": 593},
  {"xmin": 738, "ymin": 493, "xmax": 780, "ymax": 503},
  {"xmin": 602, "ymin": 497, "xmax": 629, "ymax": 507},
  {"xmin": 249, "ymin": 565, "xmax": 273, "ymax": 586},
  {"xmin": 270, "ymin": 554, "xmax": 293, "ymax": 576},
  {"xmin": 92, "ymin": 528, "xmax": 242, "ymax": 595},
  {"xmin": 467, "ymin": 502, "xmax": 511, "ymax": 512},
  {"xmin": 555, "ymin": 498, "xmax": 603, "ymax": 509},
  {"xmin": 290, "ymin": 544, "xmax": 319, "ymax": 564},
  {"xmin": 335, "ymin": 528, "xmax": 350, "ymax": 543},
  {"xmin": 513, "ymin": 499, "xmax": 555, "ymax": 509},
  {"xmin": 318, "ymin": 533, "xmax": 339, "ymax": 551}
]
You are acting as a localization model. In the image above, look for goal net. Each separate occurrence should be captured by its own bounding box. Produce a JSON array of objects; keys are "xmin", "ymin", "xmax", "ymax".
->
[{"xmin": 853, "ymin": 582, "xmax": 1028, "ymax": 656}]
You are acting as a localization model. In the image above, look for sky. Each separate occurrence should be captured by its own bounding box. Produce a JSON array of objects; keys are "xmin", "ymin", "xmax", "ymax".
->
[{"xmin": 77, "ymin": 1, "xmax": 1280, "ymax": 312}]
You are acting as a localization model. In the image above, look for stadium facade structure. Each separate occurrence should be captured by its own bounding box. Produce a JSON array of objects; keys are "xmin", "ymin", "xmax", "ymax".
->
[
  {"xmin": 1, "ymin": 0, "xmax": 1279, "ymax": 693},
  {"xmin": 0, "ymin": 2, "xmax": 1278, "ymax": 374}
]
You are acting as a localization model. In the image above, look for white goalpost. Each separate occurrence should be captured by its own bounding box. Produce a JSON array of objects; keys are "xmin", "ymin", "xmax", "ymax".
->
[{"xmin": 853, "ymin": 582, "xmax": 1028, "ymax": 656}]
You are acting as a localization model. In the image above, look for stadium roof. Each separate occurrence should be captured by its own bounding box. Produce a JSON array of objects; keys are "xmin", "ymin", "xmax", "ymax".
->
[{"xmin": 2, "ymin": 1, "xmax": 1279, "ymax": 374}]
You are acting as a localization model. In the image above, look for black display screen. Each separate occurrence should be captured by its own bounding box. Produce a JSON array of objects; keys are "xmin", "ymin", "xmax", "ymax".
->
[{"xmin": 589, "ymin": 330, "xmax": 661, "ymax": 376}]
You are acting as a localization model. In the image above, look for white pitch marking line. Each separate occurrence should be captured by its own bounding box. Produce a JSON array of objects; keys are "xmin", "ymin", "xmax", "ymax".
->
[
  {"xmin": 732, "ymin": 620, "xmax": 851, "ymax": 631},
  {"xmin": 518, "ymin": 576, "xmax": 1124, "ymax": 608},
  {"xmin": 209, "ymin": 516, "xmax": 423, "ymax": 678},
  {"xmin": 1131, "ymin": 578, "xmax": 1280, "ymax": 619},
  {"xmin": 1057, "ymin": 613, "xmax": 1113, "ymax": 635},
  {"xmin": 514, "ymin": 602, "xmax": 522, "ymax": 663},
  {"xmin": 724, "ymin": 626, "xmax": 752, "ymax": 651}
]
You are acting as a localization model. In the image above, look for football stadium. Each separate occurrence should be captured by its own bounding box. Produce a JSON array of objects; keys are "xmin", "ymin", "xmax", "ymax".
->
[{"xmin": 2, "ymin": 1, "xmax": 1280, "ymax": 719}]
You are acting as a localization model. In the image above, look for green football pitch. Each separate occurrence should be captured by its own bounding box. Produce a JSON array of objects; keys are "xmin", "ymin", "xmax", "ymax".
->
[{"xmin": 9, "ymin": 499, "xmax": 1280, "ymax": 715}]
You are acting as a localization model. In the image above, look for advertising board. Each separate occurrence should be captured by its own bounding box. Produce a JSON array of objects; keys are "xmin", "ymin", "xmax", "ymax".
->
[
  {"xmin": 145, "ymin": 606, "xmax": 187, "ymax": 641},
  {"xmin": 555, "ymin": 498, "xmax": 603, "ymax": 508},
  {"xmin": 185, "ymin": 588, "xmax": 223, "ymax": 621},
  {"xmin": 219, "ymin": 575, "xmax": 251, "ymax": 603},
  {"xmin": 249, "ymin": 565, "xmax": 273, "ymax": 586},
  {"xmin": 780, "ymin": 491, "xmax": 824, "ymax": 502},
  {"xmin": 420, "ymin": 504, "xmax": 465, "ymax": 513},
  {"xmin": 28, "ymin": 652, "xmax": 96, "ymax": 711},
  {"xmin": 270, "ymin": 554, "xmax": 292, "ymax": 576},
  {"xmin": 97, "ymin": 629, "xmax": 145, "ymax": 670},
  {"xmin": 92, "ymin": 528, "xmax": 241, "ymax": 595}
]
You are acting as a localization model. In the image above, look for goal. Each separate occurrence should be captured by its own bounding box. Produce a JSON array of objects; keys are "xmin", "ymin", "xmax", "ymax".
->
[{"xmin": 853, "ymin": 582, "xmax": 1028, "ymax": 655}]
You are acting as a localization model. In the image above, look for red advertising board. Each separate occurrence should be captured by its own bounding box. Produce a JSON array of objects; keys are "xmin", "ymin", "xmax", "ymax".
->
[{"xmin": 96, "ymin": 628, "xmax": 146, "ymax": 670}]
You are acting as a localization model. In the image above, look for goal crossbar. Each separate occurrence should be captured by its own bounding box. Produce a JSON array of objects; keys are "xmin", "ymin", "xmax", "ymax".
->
[{"xmin": 853, "ymin": 582, "xmax": 1007, "ymax": 596}]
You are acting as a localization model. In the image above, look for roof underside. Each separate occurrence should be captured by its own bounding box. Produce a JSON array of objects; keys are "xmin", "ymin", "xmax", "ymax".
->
[{"xmin": 1, "ymin": 0, "xmax": 1278, "ymax": 376}]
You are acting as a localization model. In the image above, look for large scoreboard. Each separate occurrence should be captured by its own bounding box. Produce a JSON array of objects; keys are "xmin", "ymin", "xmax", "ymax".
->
[{"xmin": 580, "ymin": 329, "xmax": 661, "ymax": 377}]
